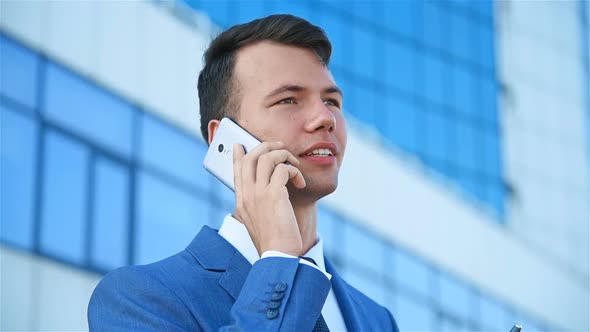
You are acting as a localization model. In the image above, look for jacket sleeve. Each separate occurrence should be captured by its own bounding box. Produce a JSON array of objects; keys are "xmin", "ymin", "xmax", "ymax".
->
[
  {"xmin": 88, "ymin": 257, "xmax": 331, "ymax": 332},
  {"xmin": 221, "ymin": 257, "xmax": 331, "ymax": 331},
  {"xmin": 87, "ymin": 266, "xmax": 201, "ymax": 332}
]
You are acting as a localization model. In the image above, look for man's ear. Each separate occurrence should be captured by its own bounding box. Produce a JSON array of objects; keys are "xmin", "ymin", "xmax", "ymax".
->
[{"xmin": 207, "ymin": 119, "xmax": 221, "ymax": 145}]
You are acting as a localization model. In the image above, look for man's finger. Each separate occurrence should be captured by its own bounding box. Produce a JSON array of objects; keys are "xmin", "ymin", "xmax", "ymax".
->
[
  {"xmin": 269, "ymin": 163, "xmax": 306, "ymax": 189},
  {"xmin": 241, "ymin": 141, "xmax": 285, "ymax": 185},
  {"xmin": 256, "ymin": 150, "xmax": 300, "ymax": 186}
]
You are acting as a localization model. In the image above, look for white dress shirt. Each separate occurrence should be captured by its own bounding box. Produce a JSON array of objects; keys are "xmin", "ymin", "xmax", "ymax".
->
[{"xmin": 218, "ymin": 214, "xmax": 348, "ymax": 331}]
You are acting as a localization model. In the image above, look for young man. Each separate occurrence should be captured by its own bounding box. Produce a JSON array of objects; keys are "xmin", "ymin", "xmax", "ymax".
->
[{"xmin": 88, "ymin": 14, "xmax": 399, "ymax": 331}]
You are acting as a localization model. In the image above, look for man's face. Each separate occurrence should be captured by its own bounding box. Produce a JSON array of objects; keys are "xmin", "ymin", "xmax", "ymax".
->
[{"xmin": 233, "ymin": 41, "xmax": 347, "ymax": 202}]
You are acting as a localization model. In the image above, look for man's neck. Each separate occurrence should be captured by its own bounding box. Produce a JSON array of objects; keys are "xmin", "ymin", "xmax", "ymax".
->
[{"xmin": 293, "ymin": 202, "xmax": 317, "ymax": 255}]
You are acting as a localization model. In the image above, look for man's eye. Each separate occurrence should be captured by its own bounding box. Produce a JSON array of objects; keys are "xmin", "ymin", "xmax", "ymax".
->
[
  {"xmin": 278, "ymin": 98, "xmax": 296, "ymax": 105},
  {"xmin": 324, "ymin": 99, "xmax": 341, "ymax": 108}
]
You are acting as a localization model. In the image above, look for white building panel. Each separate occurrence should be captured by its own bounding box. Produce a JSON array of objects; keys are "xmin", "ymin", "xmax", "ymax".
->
[
  {"xmin": 44, "ymin": 1, "xmax": 97, "ymax": 79},
  {"xmin": 36, "ymin": 257, "xmax": 99, "ymax": 330},
  {"xmin": 0, "ymin": 246, "xmax": 36, "ymax": 331},
  {"xmin": 498, "ymin": 0, "xmax": 590, "ymax": 306},
  {"xmin": 136, "ymin": 3, "xmax": 206, "ymax": 136},
  {"xmin": 95, "ymin": 1, "xmax": 142, "ymax": 106},
  {"xmin": 0, "ymin": 1, "xmax": 47, "ymax": 51},
  {"xmin": 0, "ymin": 246, "xmax": 101, "ymax": 331}
]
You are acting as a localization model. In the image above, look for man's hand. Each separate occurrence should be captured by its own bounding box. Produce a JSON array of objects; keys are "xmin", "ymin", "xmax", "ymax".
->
[{"xmin": 233, "ymin": 141, "xmax": 306, "ymax": 256}]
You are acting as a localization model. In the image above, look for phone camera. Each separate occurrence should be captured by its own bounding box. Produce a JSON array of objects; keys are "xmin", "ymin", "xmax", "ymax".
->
[{"xmin": 218, "ymin": 144, "xmax": 224, "ymax": 153}]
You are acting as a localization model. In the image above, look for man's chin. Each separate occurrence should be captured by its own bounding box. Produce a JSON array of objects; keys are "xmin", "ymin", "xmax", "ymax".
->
[{"xmin": 288, "ymin": 179, "xmax": 338, "ymax": 203}]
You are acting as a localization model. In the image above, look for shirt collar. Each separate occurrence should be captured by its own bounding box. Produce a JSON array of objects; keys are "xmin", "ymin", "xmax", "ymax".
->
[{"xmin": 218, "ymin": 213, "xmax": 327, "ymax": 272}]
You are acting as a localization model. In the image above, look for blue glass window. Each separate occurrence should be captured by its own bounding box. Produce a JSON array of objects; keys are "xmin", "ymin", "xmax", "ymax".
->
[
  {"xmin": 91, "ymin": 157, "xmax": 130, "ymax": 270},
  {"xmin": 352, "ymin": 1, "xmax": 378, "ymax": 23},
  {"xmin": 334, "ymin": 73, "xmax": 354, "ymax": 109},
  {"xmin": 211, "ymin": 175, "xmax": 235, "ymax": 209},
  {"xmin": 449, "ymin": 12, "xmax": 475, "ymax": 63},
  {"xmin": 40, "ymin": 130, "xmax": 89, "ymax": 264},
  {"xmin": 437, "ymin": 273, "xmax": 475, "ymax": 322},
  {"xmin": 270, "ymin": 1, "xmax": 314, "ymax": 31},
  {"xmin": 473, "ymin": 177, "xmax": 488, "ymax": 203},
  {"xmin": 420, "ymin": 1, "xmax": 447, "ymax": 51},
  {"xmin": 208, "ymin": 205, "xmax": 227, "ymax": 230},
  {"xmin": 343, "ymin": 223, "xmax": 385, "ymax": 275},
  {"xmin": 425, "ymin": 156, "xmax": 454, "ymax": 181},
  {"xmin": 383, "ymin": 96, "xmax": 417, "ymax": 154},
  {"xmin": 135, "ymin": 171, "xmax": 209, "ymax": 265},
  {"xmin": 0, "ymin": 105, "xmax": 38, "ymax": 249},
  {"xmin": 318, "ymin": 1, "xmax": 354, "ymax": 18},
  {"xmin": 234, "ymin": 1, "xmax": 265, "ymax": 24},
  {"xmin": 382, "ymin": 0, "xmax": 418, "ymax": 40},
  {"xmin": 0, "ymin": 35, "xmax": 39, "ymax": 110},
  {"xmin": 352, "ymin": 27, "xmax": 377, "ymax": 78},
  {"xmin": 317, "ymin": 207, "xmax": 338, "ymax": 257},
  {"xmin": 316, "ymin": 15, "xmax": 346, "ymax": 70},
  {"xmin": 420, "ymin": 53, "xmax": 448, "ymax": 106},
  {"xmin": 477, "ymin": 23, "xmax": 496, "ymax": 70},
  {"xmin": 415, "ymin": 108, "xmax": 429, "ymax": 160},
  {"xmin": 454, "ymin": 121, "xmax": 477, "ymax": 171},
  {"xmin": 373, "ymin": 94, "xmax": 389, "ymax": 138},
  {"xmin": 342, "ymin": 265, "xmax": 386, "ymax": 305},
  {"xmin": 350, "ymin": 86, "xmax": 377, "ymax": 128},
  {"xmin": 480, "ymin": 77, "xmax": 499, "ymax": 125},
  {"xmin": 424, "ymin": 108, "xmax": 450, "ymax": 164},
  {"xmin": 394, "ymin": 292, "xmax": 437, "ymax": 331},
  {"xmin": 473, "ymin": 0, "xmax": 493, "ymax": 18},
  {"xmin": 339, "ymin": 21, "xmax": 357, "ymax": 73},
  {"xmin": 384, "ymin": 42, "xmax": 416, "ymax": 95},
  {"xmin": 44, "ymin": 63, "xmax": 134, "ymax": 157},
  {"xmin": 139, "ymin": 114, "xmax": 209, "ymax": 191},
  {"xmin": 452, "ymin": 65, "xmax": 477, "ymax": 116},
  {"xmin": 391, "ymin": 248, "xmax": 432, "ymax": 299}
]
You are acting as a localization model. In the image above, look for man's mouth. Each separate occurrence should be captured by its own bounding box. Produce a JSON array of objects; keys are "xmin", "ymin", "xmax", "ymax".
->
[{"xmin": 305, "ymin": 148, "xmax": 334, "ymax": 157}]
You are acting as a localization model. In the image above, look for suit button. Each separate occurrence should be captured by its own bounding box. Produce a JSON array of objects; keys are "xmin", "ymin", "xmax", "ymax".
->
[
  {"xmin": 271, "ymin": 292, "xmax": 285, "ymax": 301},
  {"xmin": 268, "ymin": 300, "xmax": 281, "ymax": 309},
  {"xmin": 266, "ymin": 309, "xmax": 279, "ymax": 320},
  {"xmin": 274, "ymin": 282, "xmax": 287, "ymax": 292}
]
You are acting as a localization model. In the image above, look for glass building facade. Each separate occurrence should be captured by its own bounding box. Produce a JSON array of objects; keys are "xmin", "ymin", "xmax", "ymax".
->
[{"xmin": 1, "ymin": 1, "xmax": 588, "ymax": 331}]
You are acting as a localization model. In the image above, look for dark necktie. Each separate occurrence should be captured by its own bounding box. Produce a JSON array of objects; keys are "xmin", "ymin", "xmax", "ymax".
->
[{"xmin": 300, "ymin": 256, "xmax": 331, "ymax": 332}]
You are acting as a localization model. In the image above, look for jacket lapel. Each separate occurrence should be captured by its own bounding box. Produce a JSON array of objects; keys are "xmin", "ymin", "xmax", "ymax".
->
[
  {"xmin": 185, "ymin": 226, "xmax": 252, "ymax": 300},
  {"xmin": 325, "ymin": 258, "xmax": 364, "ymax": 331}
]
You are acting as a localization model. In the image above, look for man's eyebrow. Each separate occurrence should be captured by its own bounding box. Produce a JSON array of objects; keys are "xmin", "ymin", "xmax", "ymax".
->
[
  {"xmin": 265, "ymin": 85, "xmax": 306, "ymax": 100},
  {"xmin": 265, "ymin": 84, "xmax": 344, "ymax": 99},
  {"xmin": 324, "ymin": 85, "xmax": 343, "ymax": 98}
]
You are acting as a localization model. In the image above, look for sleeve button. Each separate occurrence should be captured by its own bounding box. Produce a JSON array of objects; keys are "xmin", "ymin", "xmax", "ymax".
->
[
  {"xmin": 268, "ymin": 300, "xmax": 281, "ymax": 309},
  {"xmin": 266, "ymin": 309, "xmax": 279, "ymax": 320},
  {"xmin": 274, "ymin": 282, "xmax": 287, "ymax": 292},
  {"xmin": 271, "ymin": 292, "xmax": 285, "ymax": 301}
]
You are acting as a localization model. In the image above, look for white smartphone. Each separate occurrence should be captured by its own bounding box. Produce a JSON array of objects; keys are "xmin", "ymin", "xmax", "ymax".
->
[{"xmin": 203, "ymin": 117, "xmax": 261, "ymax": 191}]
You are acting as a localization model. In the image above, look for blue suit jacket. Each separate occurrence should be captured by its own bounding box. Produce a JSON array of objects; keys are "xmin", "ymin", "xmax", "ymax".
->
[{"xmin": 88, "ymin": 226, "xmax": 399, "ymax": 331}]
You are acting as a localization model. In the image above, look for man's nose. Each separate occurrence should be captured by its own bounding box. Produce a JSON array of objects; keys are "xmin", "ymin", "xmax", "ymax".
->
[{"xmin": 305, "ymin": 100, "xmax": 336, "ymax": 132}]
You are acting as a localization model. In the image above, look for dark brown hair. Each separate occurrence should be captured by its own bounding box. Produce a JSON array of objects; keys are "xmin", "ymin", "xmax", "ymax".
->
[{"xmin": 197, "ymin": 14, "xmax": 332, "ymax": 142}]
